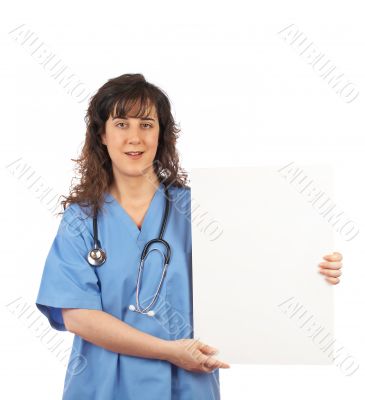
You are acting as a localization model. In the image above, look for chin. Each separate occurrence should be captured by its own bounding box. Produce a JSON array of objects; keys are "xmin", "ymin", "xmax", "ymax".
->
[{"xmin": 121, "ymin": 167, "xmax": 152, "ymax": 178}]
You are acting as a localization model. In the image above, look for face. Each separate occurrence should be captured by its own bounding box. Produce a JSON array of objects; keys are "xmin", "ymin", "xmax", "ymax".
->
[{"xmin": 101, "ymin": 103, "xmax": 160, "ymax": 181}]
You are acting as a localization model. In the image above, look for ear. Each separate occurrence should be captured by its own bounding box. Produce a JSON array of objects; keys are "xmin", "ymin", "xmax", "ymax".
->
[{"xmin": 101, "ymin": 131, "xmax": 107, "ymax": 146}]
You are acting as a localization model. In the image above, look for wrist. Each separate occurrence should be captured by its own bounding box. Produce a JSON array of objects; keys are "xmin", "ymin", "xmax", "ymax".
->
[{"xmin": 155, "ymin": 338, "xmax": 174, "ymax": 362}]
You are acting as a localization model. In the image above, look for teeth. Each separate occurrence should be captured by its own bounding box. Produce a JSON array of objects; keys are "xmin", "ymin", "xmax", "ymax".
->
[{"xmin": 126, "ymin": 152, "xmax": 142, "ymax": 155}]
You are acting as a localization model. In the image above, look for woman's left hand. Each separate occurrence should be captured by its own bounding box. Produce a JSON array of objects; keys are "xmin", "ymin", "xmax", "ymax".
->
[{"xmin": 318, "ymin": 251, "xmax": 343, "ymax": 285}]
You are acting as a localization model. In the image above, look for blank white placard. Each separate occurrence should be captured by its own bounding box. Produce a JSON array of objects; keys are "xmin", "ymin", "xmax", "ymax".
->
[{"xmin": 190, "ymin": 164, "xmax": 335, "ymax": 364}]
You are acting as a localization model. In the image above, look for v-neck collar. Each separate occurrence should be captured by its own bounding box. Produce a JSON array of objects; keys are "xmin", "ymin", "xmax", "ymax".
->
[{"xmin": 104, "ymin": 182, "xmax": 165, "ymax": 248}]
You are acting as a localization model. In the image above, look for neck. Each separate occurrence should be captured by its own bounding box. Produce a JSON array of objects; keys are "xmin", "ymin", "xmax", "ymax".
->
[{"xmin": 109, "ymin": 171, "xmax": 161, "ymax": 204}]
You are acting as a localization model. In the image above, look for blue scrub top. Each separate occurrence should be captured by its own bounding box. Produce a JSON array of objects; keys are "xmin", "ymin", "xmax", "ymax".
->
[{"xmin": 35, "ymin": 183, "xmax": 220, "ymax": 399}]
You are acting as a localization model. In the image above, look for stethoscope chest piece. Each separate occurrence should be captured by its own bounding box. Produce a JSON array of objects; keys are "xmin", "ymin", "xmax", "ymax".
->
[
  {"xmin": 87, "ymin": 215, "xmax": 107, "ymax": 267},
  {"xmin": 87, "ymin": 246, "xmax": 107, "ymax": 266}
]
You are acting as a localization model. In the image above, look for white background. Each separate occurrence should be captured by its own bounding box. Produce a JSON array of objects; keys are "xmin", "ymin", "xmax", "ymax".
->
[{"xmin": 1, "ymin": 1, "xmax": 364, "ymax": 399}]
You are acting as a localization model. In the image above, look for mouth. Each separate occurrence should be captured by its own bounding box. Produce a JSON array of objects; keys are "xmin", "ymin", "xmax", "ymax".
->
[{"xmin": 124, "ymin": 151, "xmax": 144, "ymax": 160}]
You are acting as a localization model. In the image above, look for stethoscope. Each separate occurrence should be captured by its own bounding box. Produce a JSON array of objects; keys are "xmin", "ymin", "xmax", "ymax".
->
[{"xmin": 87, "ymin": 184, "xmax": 171, "ymax": 317}]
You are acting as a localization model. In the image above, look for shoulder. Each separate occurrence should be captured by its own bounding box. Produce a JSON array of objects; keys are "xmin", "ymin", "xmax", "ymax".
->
[
  {"xmin": 58, "ymin": 202, "xmax": 92, "ymax": 240},
  {"xmin": 60, "ymin": 202, "xmax": 88, "ymax": 223},
  {"xmin": 166, "ymin": 184, "xmax": 191, "ymax": 213},
  {"xmin": 167, "ymin": 183, "xmax": 191, "ymax": 198}
]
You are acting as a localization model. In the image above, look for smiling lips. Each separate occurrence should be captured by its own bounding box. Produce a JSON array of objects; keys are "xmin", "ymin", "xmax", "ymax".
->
[{"xmin": 125, "ymin": 151, "xmax": 144, "ymax": 159}]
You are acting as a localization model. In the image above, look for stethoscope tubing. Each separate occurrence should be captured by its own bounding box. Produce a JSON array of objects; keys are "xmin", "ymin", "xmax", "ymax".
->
[{"xmin": 87, "ymin": 183, "xmax": 171, "ymax": 316}]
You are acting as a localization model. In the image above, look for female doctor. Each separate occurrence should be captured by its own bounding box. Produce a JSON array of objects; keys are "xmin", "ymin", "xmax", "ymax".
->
[{"xmin": 35, "ymin": 73, "xmax": 344, "ymax": 399}]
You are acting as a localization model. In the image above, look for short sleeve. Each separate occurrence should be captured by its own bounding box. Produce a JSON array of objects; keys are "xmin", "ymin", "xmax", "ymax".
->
[{"xmin": 35, "ymin": 204, "xmax": 102, "ymax": 331}]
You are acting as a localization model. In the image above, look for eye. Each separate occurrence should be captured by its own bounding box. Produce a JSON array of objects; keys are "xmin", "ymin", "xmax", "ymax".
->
[{"xmin": 116, "ymin": 122, "xmax": 152, "ymax": 129}]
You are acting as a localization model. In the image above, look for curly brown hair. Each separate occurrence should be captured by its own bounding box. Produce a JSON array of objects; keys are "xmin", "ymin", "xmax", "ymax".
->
[{"xmin": 58, "ymin": 73, "xmax": 189, "ymax": 219}]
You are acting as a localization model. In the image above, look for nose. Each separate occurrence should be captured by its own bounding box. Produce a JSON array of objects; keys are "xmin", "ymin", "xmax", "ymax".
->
[
  {"xmin": 128, "ymin": 136, "xmax": 141, "ymax": 144},
  {"xmin": 127, "ymin": 127, "xmax": 142, "ymax": 144}
]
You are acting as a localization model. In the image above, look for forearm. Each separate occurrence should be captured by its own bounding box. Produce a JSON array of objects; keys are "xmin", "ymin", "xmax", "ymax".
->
[{"xmin": 62, "ymin": 308, "xmax": 172, "ymax": 361}]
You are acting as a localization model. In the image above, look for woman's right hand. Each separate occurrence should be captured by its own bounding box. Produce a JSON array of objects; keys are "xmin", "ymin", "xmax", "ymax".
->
[{"xmin": 164, "ymin": 338, "xmax": 230, "ymax": 373}]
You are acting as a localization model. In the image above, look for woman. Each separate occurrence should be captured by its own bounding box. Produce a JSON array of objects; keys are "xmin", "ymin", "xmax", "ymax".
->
[{"xmin": 35, "ymin": 73, "xmax": 343, "ymax": 399}]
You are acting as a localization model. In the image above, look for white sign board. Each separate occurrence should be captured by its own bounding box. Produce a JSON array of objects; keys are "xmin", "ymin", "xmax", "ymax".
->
[{"xmin": 190, "ymin": 164, "xmax": 335, "ymax": 364}]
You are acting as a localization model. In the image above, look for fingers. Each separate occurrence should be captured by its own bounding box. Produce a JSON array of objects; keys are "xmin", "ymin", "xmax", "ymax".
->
[
  {"xmin": 324, "ymin": 276, "xmax": 340, "ymax": 285},
  {"xmin": 318, "ymin": 251, "xmax": 343, "ymax": 287},
  {"xmin": 200, "ymin": 354, "xmax": 230, "ymax": 372},
  {"xmin": 194, "ymin": 340, "xmax": 230, "ymax": 372},
  {"xmin": 318, "ymin": 261, "xmax": 342, "ymax": 270},
  {"xmin": 322, "ymin": 251, "xmax": 342, "ymax": 261},
  {"xmin": 199, "ymin": 343, "xmax": 218, "ymax": 355},
  {"xmin": 191, "ymin": 340, "xmax": 217, "ymax": 355},
  {"xmin": 318, "ymin": 268, "xmax": 342, "ymax": 278}
]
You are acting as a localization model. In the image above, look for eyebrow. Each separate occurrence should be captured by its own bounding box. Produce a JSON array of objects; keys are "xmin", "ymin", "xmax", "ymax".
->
[{"xmin": 112, "ymin": 116, "xmax": 155, "ymax": 121}]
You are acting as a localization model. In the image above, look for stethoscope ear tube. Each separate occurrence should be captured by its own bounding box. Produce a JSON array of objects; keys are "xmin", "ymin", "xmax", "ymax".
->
[
  {"xmin": 132, "ymin": 185, "xmax": 171, "ymax": 316},
  {"xmin": 87, "ymin": 183, "xmax": 171, "ymax": 317},
  {"xmin": 141, "ymin": 238, "xmax": 171, "ymax": 265}
]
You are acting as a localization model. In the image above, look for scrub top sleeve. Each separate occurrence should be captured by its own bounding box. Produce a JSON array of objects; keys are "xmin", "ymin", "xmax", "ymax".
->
[{"xmin": 35, "ymin": 205, "xmax": 102, "ymax": 331}]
